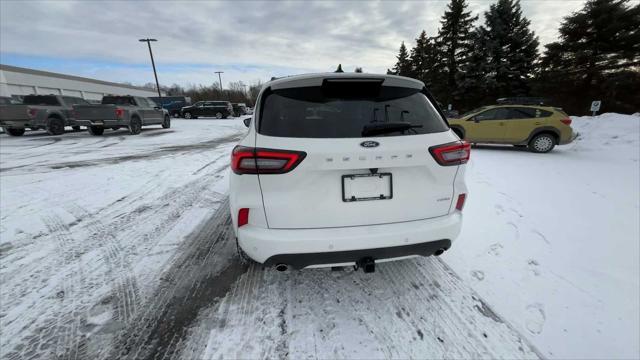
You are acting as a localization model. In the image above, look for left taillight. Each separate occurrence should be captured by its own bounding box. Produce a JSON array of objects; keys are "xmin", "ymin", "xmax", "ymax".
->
[
  {"xmin": 560, "ymin": 117, "xmax": 572, "ymax": 125},
  {"xmin": 115, "ymin": 108, "xmax": 125, "ymax": 119},
  {"xmin": 238, "ymin": 208, "xmax": 249, "ymax": 227},
  {"xmin": 231, "ymin": 146, "xmax": 306, "ymax": 175},
  {"xmin": 27, "ymin": 108, "xmax": 38, "ymax": 118},
  {"xmin": 429, "ymin": 141, "xmax": 471, "ymax": 166}
]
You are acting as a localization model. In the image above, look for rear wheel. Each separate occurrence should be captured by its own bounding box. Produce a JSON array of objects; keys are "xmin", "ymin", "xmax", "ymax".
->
[
  {"xmin": 88, "ymin": 126, "xmax": 104, "ymax": 136},
  {"xmin": 528, "ymin": 133, "xmax": 556, "ymax": 153},
  {"xmin": 129, "ymin": 117, "xmax": 142, "ymax": 135},
  {"xmin": 6, "ymin": 128, "xmax": 25, "ymax": 136},
  {"xmin": 162, "ymin": 115, "xmax": 171, "ymax": 129},
  {"xmin": 184, "ymin": 112, "xmax": 192, "ymax": 119},
  {"xmin": 87, "ymin": 126, "xmax": 104, "ymax": 136},
  {"xmin": 47, "ymin": 118, "xmax": 65, "ymax": 135}
]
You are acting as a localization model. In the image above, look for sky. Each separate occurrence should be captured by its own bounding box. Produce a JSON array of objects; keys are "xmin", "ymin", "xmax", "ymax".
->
[{"xmin": 0, "ymin": 0, "xmax": 587, "ymax": 89}]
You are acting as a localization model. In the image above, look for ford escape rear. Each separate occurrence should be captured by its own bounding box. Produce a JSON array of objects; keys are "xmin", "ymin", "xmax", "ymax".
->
[{"xmin": 229, "ymin": 73, "xmax": 469, "ymax": 270}]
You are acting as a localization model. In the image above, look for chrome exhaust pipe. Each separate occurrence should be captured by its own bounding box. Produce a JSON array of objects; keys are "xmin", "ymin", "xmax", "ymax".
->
[
  {"xmin": 275, "ymin": 263, "xmax": 288, "ymax": 272},
  {"xmin": 434, "ymin": 248, "xmax": 446, "ymax": 256}
]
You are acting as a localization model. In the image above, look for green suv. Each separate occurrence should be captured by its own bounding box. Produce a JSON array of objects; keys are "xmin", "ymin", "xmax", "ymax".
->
[{"xmin": 448, "ymin": 105, "xmax": 575, "ymax": 153}]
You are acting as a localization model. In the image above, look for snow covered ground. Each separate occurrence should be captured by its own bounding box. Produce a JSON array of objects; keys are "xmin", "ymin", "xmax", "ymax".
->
[{"xmin": 0, "ymin": 113, "xmax": 638, "ymax": 359}]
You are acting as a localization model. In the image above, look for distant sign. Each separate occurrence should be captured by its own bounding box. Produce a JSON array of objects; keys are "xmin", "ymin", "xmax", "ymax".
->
[{"xmin": 590, "ymin": 100, "xmax": 602, "ymax": 112}]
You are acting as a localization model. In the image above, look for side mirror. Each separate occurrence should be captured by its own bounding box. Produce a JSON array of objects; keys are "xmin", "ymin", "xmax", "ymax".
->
[
  {"xmin": 243, "ymin": 117, "xmax": 251, "ymax": 127},
  {"xmin": 472, "ymin": 117, "xmax": 480, "ymax": 123}
]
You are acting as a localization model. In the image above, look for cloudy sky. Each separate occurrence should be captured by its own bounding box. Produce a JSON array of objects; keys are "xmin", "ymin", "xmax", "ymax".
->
[{"xmin": 0, "ymin": 0, "xmax": 586, "ymax": 88}]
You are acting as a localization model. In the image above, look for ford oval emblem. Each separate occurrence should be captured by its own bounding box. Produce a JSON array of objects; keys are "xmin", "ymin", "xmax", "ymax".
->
[{"xmin": 360, "ymin": 141, "xmax": 379, "ymax": 148}]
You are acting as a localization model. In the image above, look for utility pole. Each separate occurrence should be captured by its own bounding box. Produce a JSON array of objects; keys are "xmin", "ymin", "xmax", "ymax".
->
[{"xmin": 139, "ymin": 38, "xmax": 162, "ymax": 99}]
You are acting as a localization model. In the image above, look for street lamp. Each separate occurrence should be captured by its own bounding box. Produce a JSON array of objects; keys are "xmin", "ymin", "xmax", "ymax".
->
[
  {"xmin": 214, "ymin": 71, "xmax": 224, "ymax": 90},
  {"xmin": 139, "ymin": 38, "xmax": 162, "ymax": 99}
]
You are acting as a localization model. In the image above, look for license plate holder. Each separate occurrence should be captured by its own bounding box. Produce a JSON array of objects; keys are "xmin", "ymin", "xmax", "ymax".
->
[{"xmin": 342, "ymin": 173, "xmax": 393, "ymax": 202}]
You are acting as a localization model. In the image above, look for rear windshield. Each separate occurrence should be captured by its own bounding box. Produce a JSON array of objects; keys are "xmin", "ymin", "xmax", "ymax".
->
[
  {"xmin": 102, "ymin": 96, "xmax": 136, "ymax": 106},
  {"xmin": 259, "ymin": 85, "xmax": 448, "ymax": 138},
  {"xmin": 22, "ymin": 95, "xmax": 60, "ymax": 106}
]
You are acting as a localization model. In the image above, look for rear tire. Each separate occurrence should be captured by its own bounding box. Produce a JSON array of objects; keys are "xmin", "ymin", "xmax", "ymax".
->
[
  {"xmin": 46, "ymin": 118, "xmax": 65, "ymax": 135},
  {"xmin": 528, "ymin": 133, "xmax": 556, "ymax": 153},
  {"xmin": 162, "ymin": 115, "xmax": 171, "ymax": 129},
  {"xmin": 6, "ymin": 128, "xmax": 25, "ymax": 136},
  {"xmin": 184, "ymin": 112, "xmax": 192, "ymax": 119},
  {"xmin": 88, "ymin": 126, "xmax": 104, "ymax": 136},
  {"xmin": 129, "ymin": 117, "xmax": 142, "ymax": 135},
  {"xmin": 216, "ymin": 112, "xmax": 223, "ymax": 119}
]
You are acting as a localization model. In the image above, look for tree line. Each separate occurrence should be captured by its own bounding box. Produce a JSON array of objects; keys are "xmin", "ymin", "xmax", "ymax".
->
[
  {"xmin": 388, "ymin": 0, "xmax": 640, "ymax": 115},
  {"xmin": 142, "ymin": 81, "xmax": 263, "ymax": 107}
]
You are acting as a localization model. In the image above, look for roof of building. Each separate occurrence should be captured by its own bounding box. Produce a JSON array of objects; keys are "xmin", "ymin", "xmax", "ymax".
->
[{"xmin": 0, "ymin": 64, "xmax": 157, "ymax": 93}]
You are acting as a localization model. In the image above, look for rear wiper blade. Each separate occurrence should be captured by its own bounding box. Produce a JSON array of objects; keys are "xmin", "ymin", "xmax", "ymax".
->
[{"xmin": 361, "ymin": 122, "xmax": 423, "ymax": 136}]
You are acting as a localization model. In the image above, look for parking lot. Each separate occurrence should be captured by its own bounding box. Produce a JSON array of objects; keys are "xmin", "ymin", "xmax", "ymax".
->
[{"xmin": 1, "ymin": 114, "xmax": 638, "ymax": 359}]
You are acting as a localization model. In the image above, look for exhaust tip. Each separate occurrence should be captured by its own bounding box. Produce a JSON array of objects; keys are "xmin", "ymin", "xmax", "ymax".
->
[
  {"xmin": 275, "ymin": 263, "xmax": 288, "ymax": 272},
  {"xmin": 434, "ymin": 248, "xmax": 446, "ymax": 256}
]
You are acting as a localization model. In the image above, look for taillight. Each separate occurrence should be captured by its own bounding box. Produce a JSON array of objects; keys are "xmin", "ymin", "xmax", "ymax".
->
[
  {"xmin": 560, "ymin": 118, "xmax": 572, "ymax": 125},
  {"xmin": 429, "ymin": 141, "xmax": 471, "ymax": 166},
  {"xmin": 238, "ymin": 208, "xmax": 249, "ymax": 227},
  {"xmin": 455, "ymin": 194, "xmax": 467, "ymax": 211},
  {"xmin": 231, "ymin": 146, "xmax": 306, "ymax": 175},
  {"xmin": 115, "ymin": 108, "xmax": 125, "ymax": 119},
  {"xmin": 27, "ymin": 109, "xmax": 38, "ymax": 118}
]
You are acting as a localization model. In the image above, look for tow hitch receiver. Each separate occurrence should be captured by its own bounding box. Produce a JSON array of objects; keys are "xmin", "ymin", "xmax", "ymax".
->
[{"xmin": 355, "ymin": 257, "xmax": 375, "ymax": 273}]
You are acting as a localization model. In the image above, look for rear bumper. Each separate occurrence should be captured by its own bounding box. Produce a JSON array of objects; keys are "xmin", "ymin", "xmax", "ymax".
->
[
  {"xmin": 1, "ymin": 120, "xmax": 34, "ymax": 128},
  {"xmin": 75, "ymin": 119, "xmax": 127, "ymax": 127},
  {"xmin": 238, "ymin": 212, "xmax": 462, "ymax": 269},
  {"xmin": 559, "ymin": 130, "xmax": 578, "ymax": 145}
]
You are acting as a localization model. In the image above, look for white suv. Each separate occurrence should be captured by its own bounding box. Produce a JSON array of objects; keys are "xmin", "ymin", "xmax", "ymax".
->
[{"xmin": 229, "ymin": 73, "xmax": 469, "ymax": 272}]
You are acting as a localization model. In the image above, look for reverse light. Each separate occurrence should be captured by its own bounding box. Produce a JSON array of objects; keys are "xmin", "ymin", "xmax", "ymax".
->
[
  {"xmin": 429, "ymin": 141, "xmax": 471, "ymax": 166},
  {"xmin": 231, "ymin": 146, "xmax": 306, "ymax": 175},
  {"xmin": 238, "ymin": 208, "xmax": 249, "ymax": 227},
  {"xmin": 560, "ymin": 118, "xmax": 572, "ymax": 125},
  {"xmin": 455, "ymin": 194, "xmax": 467, "ymax": 211},
  {"xmin": 115, "ymin": 108, "xmax": 125, "ymax": 119}
]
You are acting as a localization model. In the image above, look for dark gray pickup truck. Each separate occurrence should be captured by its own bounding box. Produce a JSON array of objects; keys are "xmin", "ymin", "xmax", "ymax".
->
[
  {"xmin": 0, "ymin": 95, "xmax": 86, "ymax": 136},
  {"xmin": 74, "ymin": 96, "xmax": 171, "ymax": 135}
]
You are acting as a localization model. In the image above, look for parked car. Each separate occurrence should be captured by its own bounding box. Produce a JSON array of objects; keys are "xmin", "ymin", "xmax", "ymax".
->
[
  {"xmin": 0, "ymin": 94, "xmax": 86, "ymax": 136},
  {"xmin": 230, "ymin": 73, "xmax": 469, "ymax": 272},
  {"xmin": 232, "ymin": 103, "xmax": 248, "ymax": 116},
  {"xmin": 181, "ymin": 101, "xmax": 233, "ymax": 119},
  {"xmin": 448, "ymin": 104, "xmax": 575, "ymax": 153},
  {"xmin": 73, "ymin": 95, "xmax": 170, "ymax": 135},
  {"xmin": 150, "ymin": 96, "xmax": 191, "ymax": 117}
]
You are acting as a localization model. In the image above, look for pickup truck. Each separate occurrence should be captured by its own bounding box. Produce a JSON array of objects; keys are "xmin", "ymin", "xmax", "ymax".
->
[
  {"xmin": 0, "ymin": 95, "xmax": 86, "ymax": 136},
  {"xmin": 73, "ymin": 95, "xmax": 171, "ymax": 135}
]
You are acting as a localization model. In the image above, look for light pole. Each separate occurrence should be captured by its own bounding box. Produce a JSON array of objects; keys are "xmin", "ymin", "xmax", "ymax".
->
[
  {"xmin": 214, "ymin": 71, "xmax": 224, "ymax": 91},
  {"xmin": 139, "ymin": 38, "xmax": 162, "ymax": 99}
]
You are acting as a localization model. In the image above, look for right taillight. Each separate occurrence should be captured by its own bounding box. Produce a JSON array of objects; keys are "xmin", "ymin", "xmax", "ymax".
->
[
  {"xmin": 455, "ymin": 194, "xmax": 467, "ymax": 211},
  {"xmin": 231, "ymin": 146, "xmax": 306, "ymax": 175},
  {"xmin": 429, "ymin": 141, "xmax": 471, "ymax": 166},
  {"xmin": 115, "ymin": 108, "xmax": 125, "ymax": 119},
  {"xmin": 27, "ymin": 108, "xmax": 38, "ymax": 118},
  {"xmin": 560, "ymin": 117, "xmax": 572, "ymax": 125}
]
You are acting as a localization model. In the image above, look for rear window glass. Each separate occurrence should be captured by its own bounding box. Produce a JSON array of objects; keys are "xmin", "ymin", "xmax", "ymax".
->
[
  {"xmin": 22, "ymin": 96, "xmax": 60, "ymax": 106},
  {"xmin": 259, "ymin": 85, "xmax": 448, "ymax": 138},
  {"xmin": 102, "ymin": 96, "xmax": 136, "ymax": 106}
]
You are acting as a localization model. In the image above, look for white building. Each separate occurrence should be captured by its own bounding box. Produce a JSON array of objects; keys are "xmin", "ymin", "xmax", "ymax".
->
[{"xmin": 0, "ymin": 64, "xmax": 162, "ymax": 102}]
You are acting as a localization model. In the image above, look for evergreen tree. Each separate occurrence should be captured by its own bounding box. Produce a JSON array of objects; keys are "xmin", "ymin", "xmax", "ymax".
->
[
  {"xmin": 410, "ymin": 30, "xmax": 442, "ymax": 88},
  {"xmin": 436, "ymin": 0, "xmax": 478, "ymax": 104},
  {"xmin": 354, "ymin": 67, "xmax": 363, "ymax": 73},
  {"xmin": 537, "ymin": 0, "xmax": 640, "ymax": 113},
  {"xmin": 473, "ymin": 0, "xmax": 539, "ymax": 98},
  {"xmin": 391, "ymin": 42, "xmax": 413, "ymax": 77}
]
